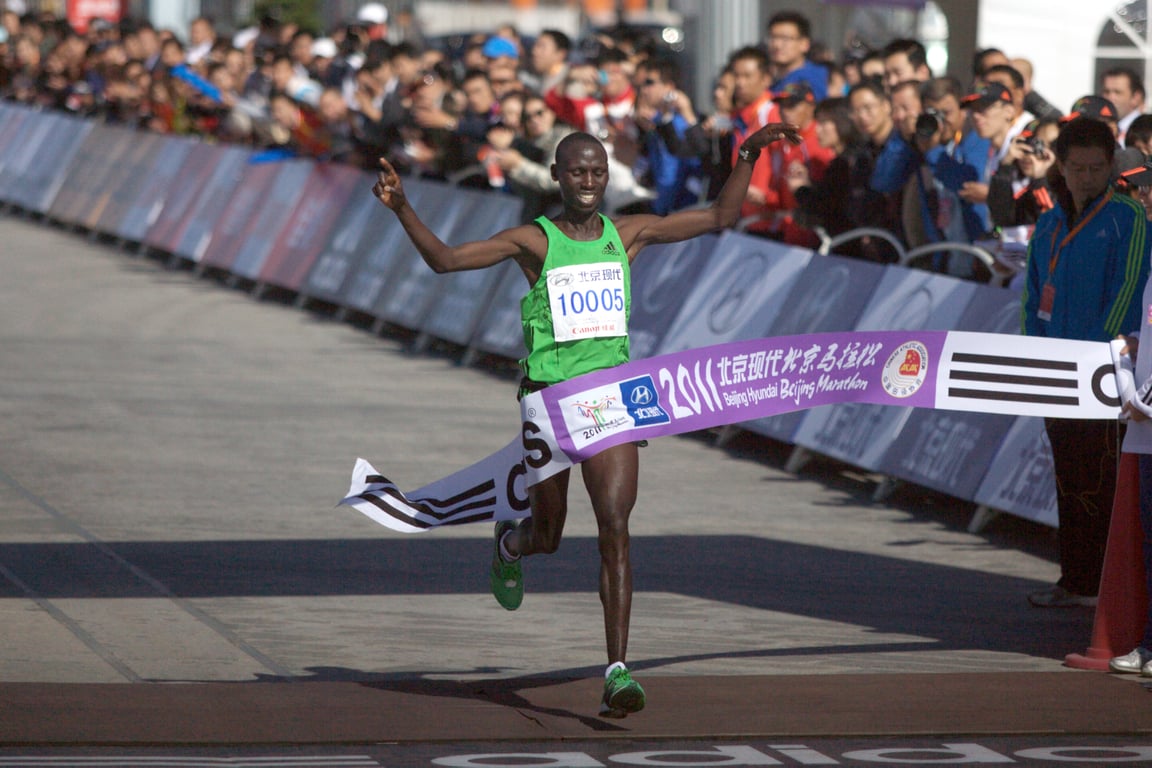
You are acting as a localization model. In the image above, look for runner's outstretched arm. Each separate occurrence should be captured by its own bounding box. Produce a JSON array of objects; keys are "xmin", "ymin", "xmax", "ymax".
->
[
  {"xmin": 618, "ymin": 122, "xmax": 802, "ymax": 255},
  {"xmin": 373, "ymin": 157, "xmax": 531, "ymax": 273}
]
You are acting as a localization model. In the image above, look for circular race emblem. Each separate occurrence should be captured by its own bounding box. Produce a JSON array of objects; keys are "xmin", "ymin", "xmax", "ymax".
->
[{"xmin": 881, "ymin": 340, "xmax": 929, "ymax": 398}]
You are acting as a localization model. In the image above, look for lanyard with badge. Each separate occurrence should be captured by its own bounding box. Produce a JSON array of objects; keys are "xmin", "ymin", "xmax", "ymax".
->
[{"xmin": 1038, "ymin": 189, "xmax": 1112, "ymax": 321}]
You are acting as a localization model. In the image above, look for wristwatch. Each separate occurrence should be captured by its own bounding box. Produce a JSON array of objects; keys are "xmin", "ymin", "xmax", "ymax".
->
[{"xmin": 737, "ymin": 144, "xmax": 761, "ymax": 164}]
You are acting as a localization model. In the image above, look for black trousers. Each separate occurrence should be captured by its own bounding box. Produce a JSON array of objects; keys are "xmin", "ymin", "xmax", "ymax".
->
[{"xmin": 1044, "ymin": 417, "xmax": 1123, "ymax": 596}]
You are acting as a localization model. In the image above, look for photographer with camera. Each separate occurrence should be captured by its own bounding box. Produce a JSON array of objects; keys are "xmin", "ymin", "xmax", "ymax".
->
[
  {"xmin": 987, "ymin": 118, "xmax": 1059, "ymax": 237},
  {"xmin": 632, "ymin": 56, "xmax": 701, "ymax": 214},
  {"xmin": 866, "ymin": 79, "xmax": 983, "ymax": 267},
  {"xmin": 887, "ymin": 78, "xmax": 990, "ymax": 274},
  {"xmin": 890, "ymin": 78, "xmax": 923, "ymax": 144},
  {"xmin": 957, "ymin": 81, "xmax": 1018, "ymax": 210}
]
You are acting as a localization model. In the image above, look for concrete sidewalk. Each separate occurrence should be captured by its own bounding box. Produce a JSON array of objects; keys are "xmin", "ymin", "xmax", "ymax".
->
[{"xmin": 0, "ymin": 212, "xmax": 1145, "ymax": 743}]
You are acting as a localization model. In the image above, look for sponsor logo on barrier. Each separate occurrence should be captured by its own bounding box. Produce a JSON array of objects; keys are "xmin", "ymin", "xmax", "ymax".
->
[
  {"xmin": 882, "ymin": 340, "xmax": 929, "ymax": 398},
  {"xmin": 708, "ymin": 255, "xmax": 768, "ymax": 335}
]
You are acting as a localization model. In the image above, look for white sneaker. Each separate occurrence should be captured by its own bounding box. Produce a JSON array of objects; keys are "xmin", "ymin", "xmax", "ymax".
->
[
  {"xmin": 1109, "ymin": 647, "xmax": 1152, "ymax": 674},
  {"xmin": 1027, "ymin": 585, "xmax": 1097, "ymax": 608}
]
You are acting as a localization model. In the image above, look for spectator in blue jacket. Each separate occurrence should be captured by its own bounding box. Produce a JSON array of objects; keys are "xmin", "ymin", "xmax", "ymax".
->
[
  {"xmin": 860, "ymin": 79, "xmax": 918, "ymax": 246},
  {"xmin": 765, "ymin": 11, "xmax": 828, "ymax": 102},
  {"xmin": 881, "ymin": 38, "xmax": 932, "ymax": 91},
  {"xmin": 632, "ymin": 56, "xmax": 700, "ymax": 214},
  {"xmin": 842, "ymin": 79, "xmax": 911, "ymax": 261},
  {"xmin": 921, "ymin": 76, "xmax": 991, "ymax": 243},
  {"xmin": 1022, "ymin": 117, "xmax": 1150, "ymax": 608}
]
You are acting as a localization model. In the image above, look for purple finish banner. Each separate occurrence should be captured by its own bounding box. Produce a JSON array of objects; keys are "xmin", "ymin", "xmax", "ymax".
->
[{"xmin": 342, "ymin": 330, "xmax": 1121, "ymax": 532}]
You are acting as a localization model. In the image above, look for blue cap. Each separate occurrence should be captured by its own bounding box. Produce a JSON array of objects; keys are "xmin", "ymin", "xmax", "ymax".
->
[{"xmin": 482, "ymin": 36, "xmax": 519, "ymax": 59}]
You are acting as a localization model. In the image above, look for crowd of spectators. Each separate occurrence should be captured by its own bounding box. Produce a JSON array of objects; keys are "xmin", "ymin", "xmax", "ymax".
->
[{"xmin": 2, "ymin": 4, "xmax": 1150, "ymax": 277}]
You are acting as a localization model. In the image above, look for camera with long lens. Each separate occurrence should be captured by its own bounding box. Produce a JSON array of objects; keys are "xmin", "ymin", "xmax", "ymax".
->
[{"xmin": 914, "ymin": 107, "xmax": 945, "ymax": 140}]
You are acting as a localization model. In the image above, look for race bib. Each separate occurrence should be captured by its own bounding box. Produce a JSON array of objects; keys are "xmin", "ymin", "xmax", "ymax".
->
[{"xmin": 546, "ymin": 261, "xmax": 627, "ymax": 342}]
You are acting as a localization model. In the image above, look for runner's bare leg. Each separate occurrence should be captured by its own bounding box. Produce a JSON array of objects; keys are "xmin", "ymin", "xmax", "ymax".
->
[
  {"xmin": 510, "ymin": 468, "xmax": 571, "ymax": 556},
  {"xmin": 581, "ymin": 442, "xmax": 639, "ymax": 664}
]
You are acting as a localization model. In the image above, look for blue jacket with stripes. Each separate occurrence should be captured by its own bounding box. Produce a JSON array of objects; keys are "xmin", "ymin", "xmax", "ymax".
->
[{"xmin": 1022, "ymin": 189, "xmax": 1149, "ymax": 342}]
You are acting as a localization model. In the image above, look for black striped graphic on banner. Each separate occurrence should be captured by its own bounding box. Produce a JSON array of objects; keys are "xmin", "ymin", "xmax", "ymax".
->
[
  {"xmin": 946, "ymin": 352, "xmax": 1081, "ymax": 407},
  {"xmin": 358, "ymin": 475, "xmax": 497, "ymax": 528}
]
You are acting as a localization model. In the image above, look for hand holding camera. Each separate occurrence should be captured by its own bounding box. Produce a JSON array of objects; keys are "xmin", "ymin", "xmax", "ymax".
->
[
  {"xmin": 913, "ymin": 107, "xmax": 950, "ymax": 152},
  {"xmin": 1011, "ymin": 133, "xmax": 1054, "ymax": 179}
]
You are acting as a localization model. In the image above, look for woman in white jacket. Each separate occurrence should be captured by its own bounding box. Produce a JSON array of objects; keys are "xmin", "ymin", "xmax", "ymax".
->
[{"xmin": 1110, "ymin": 161, "xmax": 1152, "ymax": 675}]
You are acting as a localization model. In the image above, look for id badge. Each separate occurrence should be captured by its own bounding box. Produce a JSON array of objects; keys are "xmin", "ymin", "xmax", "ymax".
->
[{"xmin": 1037, "ymin": 282, "xmax": 1055, "ymax": 322}]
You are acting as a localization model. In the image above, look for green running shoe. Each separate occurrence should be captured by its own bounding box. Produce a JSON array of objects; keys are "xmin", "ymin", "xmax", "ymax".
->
[
  {"xmin": 490, "ymin": 520, "xmax": 523, "ymax": 610},
  {"xmin": 599, "ymin": 666, "xmax": 645, "ymax": 718}
]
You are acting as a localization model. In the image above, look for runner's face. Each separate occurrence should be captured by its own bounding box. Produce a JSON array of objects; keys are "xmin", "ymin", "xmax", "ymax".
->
[{"xmin": 555, "ymin": 143, "xmax": 609, "ymax": 212}]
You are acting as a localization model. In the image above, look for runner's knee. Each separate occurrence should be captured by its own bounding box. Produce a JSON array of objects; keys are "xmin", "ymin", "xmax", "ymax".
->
[{"xmin": 597, "ymin": 517, "xmax": 630, "ymax": 559}]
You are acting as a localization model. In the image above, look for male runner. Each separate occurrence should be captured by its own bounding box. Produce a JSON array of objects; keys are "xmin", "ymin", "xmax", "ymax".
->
[{"xmin": 372, "ymin": 121, "xmax": 800, "ymax": 717}]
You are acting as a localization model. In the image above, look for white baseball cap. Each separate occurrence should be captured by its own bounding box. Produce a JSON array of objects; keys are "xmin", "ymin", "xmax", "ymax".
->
[
  {"xmin": 356, "ymin": 3, "xmax": 388, "ymax": 25},
  {"xmin": 232, "ymin": 26, "xmax": 259, "ymax": 49},
  {"xmin": 311, "ymin": 37, "xmax": 338, "ymax": 59}
]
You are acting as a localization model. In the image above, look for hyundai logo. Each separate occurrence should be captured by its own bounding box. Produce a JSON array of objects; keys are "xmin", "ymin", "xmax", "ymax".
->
[{"xmin": 630, "ymin": 386, "xmax": 653, "ymax": 405}]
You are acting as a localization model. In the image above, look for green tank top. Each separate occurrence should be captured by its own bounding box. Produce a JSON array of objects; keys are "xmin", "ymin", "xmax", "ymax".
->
[{"xmin": 520, "ymin": 214, "xmax": 631, "ymax": 384}]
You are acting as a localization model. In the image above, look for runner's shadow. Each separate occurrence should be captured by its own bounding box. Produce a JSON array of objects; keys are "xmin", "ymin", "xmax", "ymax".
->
[{"xmin": 247, "ymin": 666, "xmax": 630, "ymax": 731}]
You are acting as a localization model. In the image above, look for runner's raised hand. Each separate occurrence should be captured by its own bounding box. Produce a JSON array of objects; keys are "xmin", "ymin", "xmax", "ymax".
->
[{"xmin": 373, "ymin": 157, "xmax": 407, "ymax": 211}]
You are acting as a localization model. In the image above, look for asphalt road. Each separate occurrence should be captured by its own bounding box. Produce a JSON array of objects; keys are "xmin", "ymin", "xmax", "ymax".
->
[{"xmin": 0, "ymin": 211, "xmax": 1149, "ymax": 756}]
